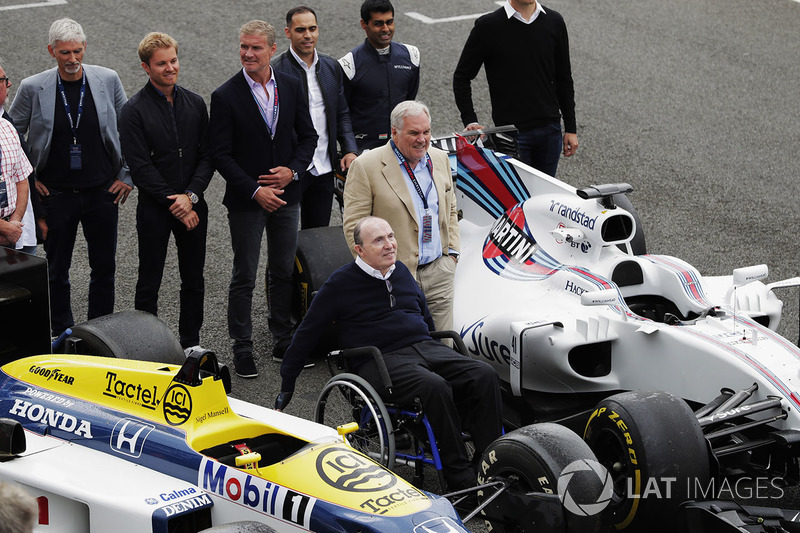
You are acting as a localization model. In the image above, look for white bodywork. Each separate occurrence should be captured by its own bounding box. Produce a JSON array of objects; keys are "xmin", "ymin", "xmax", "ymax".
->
[{"xmin": 450, "ymin": 146, "xmax": 800, "ymax": 426}]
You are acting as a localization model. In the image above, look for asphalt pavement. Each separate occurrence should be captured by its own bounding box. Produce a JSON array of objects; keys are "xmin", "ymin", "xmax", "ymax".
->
[{"xmin": 2, "ymin": 0, "xmax": 799, "ymax": 529}]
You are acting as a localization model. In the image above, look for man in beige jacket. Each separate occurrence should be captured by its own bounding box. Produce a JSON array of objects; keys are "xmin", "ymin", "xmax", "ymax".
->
[{"xmin": 343, "ymin": 100, "xmax": 459, "ymax": 331}]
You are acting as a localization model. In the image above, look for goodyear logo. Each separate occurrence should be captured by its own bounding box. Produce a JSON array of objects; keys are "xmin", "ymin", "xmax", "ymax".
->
[
  {"xmin": 29, "ymin": 365, "xmax": 75, "ymax": 385},
  {"xmin": 316, "ymin": 447, "xmax": 397, "ymax": 493},
  {"xmin": 163, "ymin": 383, "xmax": 192, "ymax": 426}
]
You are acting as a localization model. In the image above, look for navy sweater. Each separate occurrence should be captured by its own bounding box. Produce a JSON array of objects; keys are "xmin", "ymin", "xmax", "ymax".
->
[
  {"xmin": 280, "ymin": 261, "xmax": 434, "ymax": 392},
  {"xmin": 453, "ymin": 6, "xmax": 576, "ymax": 132}
]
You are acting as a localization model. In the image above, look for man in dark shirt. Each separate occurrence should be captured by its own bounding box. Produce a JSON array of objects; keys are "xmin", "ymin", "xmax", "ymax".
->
[
  {"xmin": 339, "ymin": 0, "xmax": 420, "ymax": 152},
  {"xmin": 119, "ymin": 32, "xmax": 213, "ymax": 352},
  {"xmin": 276, "ymin": 216, "xmax": 502, "ymax": 490},
  {"xmin": 9, "ymin": 18, "xmax": 132, "ymax": 336},
  {"xmin": 453, "ymin": 0, "xmax": 578, "ymax": 177}
]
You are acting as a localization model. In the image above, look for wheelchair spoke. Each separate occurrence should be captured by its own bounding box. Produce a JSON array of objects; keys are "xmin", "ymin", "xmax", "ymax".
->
[{"xmin": 314, "ymin": 375, "xmax": 396, "ymax": 470}]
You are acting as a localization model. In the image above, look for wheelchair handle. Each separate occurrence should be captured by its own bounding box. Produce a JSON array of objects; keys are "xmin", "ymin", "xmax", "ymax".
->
[
  {"xmin": 429, "ymin": 330, "xmax": 468, "ymax": 356},
  {"xmin": 331, "ymin": 346, "xmax": 394, "ymax": 396}
]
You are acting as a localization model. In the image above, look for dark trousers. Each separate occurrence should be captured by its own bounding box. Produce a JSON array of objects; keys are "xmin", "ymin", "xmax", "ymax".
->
[
  {"xmin": 227, "ymin": 204, "xmax": 300, "ymax": 355},
  {"xmin": 517, "ymin": 122, "xmax": 563, "ymax": 177},
  {"xmin": 358, "ymin": 339, "xmax": 503, "ymax": 489},
  {"xmin": 135, "ymin": 198, "xmax": 208, "ymax": 348},
  {"xmin": 41, "ymin": 187, "xmax": 118, "ymax": 336},
  {"xmin": 300, "ymin": 171, "xmax": 334, "ymax": 229}
]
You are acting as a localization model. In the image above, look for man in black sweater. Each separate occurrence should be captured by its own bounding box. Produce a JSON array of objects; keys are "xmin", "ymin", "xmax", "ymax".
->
[
  {"xmin": 453, "ymin": 0, "xmax": 578, "ymax": 177},
  {"xmin": 276, "ymin": 216, "xmax": 502, "ymax": 490},
  {"xmin": 119, "ymin": 32, "xmax": 213, "ymax": 352}
]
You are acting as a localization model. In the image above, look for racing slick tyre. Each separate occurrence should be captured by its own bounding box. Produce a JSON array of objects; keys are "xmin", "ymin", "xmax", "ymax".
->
[
  {"xmin": 291, "ymin": 226, "xmax": 352, "ymax": 319},
  {"xmin": 477, "ymin": 423, "xmax": 606, "ymax": 533},
  {"xmin": 613, "ymin": 194, "xmax": 646, "ymax": 255},
  {"xmin": 583, "ymin": 390, "xmax": 711, "ymax": 533},
  {"xmin": 66, "ymin": 310, "xmax": 185, "ymax": 364},
  {"xmin": 315, "ymin": 373, "xmax": 396, "ymax": 470}
]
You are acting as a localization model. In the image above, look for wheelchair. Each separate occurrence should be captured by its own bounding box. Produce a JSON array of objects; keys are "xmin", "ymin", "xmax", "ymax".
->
[{"xmin": 313, "ymin": 330, "xmax": 473, "ymax": 492}]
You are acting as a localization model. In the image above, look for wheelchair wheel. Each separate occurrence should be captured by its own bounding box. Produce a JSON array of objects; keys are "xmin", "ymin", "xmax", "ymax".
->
[{"xmin": 315, "ymin": 373, "xmax": 396, "ymax": 469}]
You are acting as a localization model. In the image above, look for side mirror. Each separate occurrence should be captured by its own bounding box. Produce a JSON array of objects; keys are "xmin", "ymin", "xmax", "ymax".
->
[
  {"xmin": 732, "ymin": 265, "xmax": 768, "ymax": 287},
  {"xmin": 0, "ymin": 418, "xmax": 26, "ymax": 460},
  {"xmin": 581, "ymin": 289, "xmax": 620, "ymax": 307}
]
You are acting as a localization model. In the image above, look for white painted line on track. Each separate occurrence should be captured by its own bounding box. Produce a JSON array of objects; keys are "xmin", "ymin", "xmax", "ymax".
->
[
  {"xmin": 405, "ymin": 1, "xmax": 504, "ymax": 24},
  {"xmin": 405, "ymin": 12, "xmax": 486, "ymax": 24},
  {"xmin": 0, "ymin": 0, "xmax": 66, "ymax": 11}
]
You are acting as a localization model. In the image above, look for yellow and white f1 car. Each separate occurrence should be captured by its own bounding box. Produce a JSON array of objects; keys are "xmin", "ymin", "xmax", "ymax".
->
[{"xmin": 0, "ymin": 346, "xmax": 469, "ymax": 532}]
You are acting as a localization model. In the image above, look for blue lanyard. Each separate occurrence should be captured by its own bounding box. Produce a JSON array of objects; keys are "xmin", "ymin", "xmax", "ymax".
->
[
  {"xmin": 391, "ymin": 141, "xmax": 433, "ymax": 209},
  {"xmin": 251, "ymin": 78, "xmax": 279, "ymax": 137},
  {"xmin": 56, "ymin": 73, "xmax": 86, "ymax": 144}
]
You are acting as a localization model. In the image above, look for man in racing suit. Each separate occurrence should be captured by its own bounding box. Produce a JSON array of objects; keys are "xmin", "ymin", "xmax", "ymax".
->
[
  {"xmin": 275, "ymin": 216, "xmax": 502, "ymax": 491},
  {"xmin": 339, "ymin": 0, "xmax": 420, "ymax": 152},
  {"xmin": 119, "ymin": 32, "xmax": 213, "ymax": 352}
]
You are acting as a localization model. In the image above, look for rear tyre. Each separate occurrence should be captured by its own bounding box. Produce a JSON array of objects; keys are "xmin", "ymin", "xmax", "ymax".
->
[
  {"xmin": 291, "ymin": 226, "xmax": 352, "ymax": 319},
  {"xmin": 315, "ymin": 373, "xmax": 396, "ymax": 469},
  {"xmin": 477, "ymin": 423, "xmax": 605, "ymax": 533},
  {"xmin": 583, "ymin": 390, "xmax": 711, "ymax": 532},
  {"xmin": 66, "ymin": 310, "xmax": 185, "ymax": 364}
]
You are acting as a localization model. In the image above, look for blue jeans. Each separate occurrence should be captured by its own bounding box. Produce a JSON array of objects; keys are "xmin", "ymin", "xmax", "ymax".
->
[
  {"xmin": 227, "ymin": 203, "xmax": 300, "ymax": 355},
  {"xmin": 41, "ymin": 187, "xmax": 118, "ymax": 336},
  {"xmin": 516, "ymin": 123, "xmax": 563, "ymax": 177}
]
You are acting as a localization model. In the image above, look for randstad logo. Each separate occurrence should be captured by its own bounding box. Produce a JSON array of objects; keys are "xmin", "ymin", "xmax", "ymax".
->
[{"xmin": 556, "ymin": 459, "xmax": 614, "ymax": 516}]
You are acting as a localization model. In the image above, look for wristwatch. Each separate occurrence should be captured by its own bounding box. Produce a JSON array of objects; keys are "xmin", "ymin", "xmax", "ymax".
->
[
  {"xmin": 185, "ymin": 190, "xmax": 199, "ymax": 204},
  {"xmin": 291, "ymin": 169, "xmax": 299, "ymax": 181}
]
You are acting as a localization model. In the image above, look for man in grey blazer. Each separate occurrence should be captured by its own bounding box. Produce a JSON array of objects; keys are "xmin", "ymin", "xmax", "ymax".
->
[{"xmin": 9, "ymin": 18, "xmax": 132, "ymax": 337}]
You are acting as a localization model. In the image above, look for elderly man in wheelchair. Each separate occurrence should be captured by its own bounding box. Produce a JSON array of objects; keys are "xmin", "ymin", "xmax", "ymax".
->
[{"xmin": 275, "ymin": 216, "xmax": 503, "ymax": 491}]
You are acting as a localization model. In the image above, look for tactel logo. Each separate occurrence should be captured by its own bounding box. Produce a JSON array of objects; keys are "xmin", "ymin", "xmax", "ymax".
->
[{"xmin": 556, "ymin": 459, "xmax": 614, "ymax": 516}]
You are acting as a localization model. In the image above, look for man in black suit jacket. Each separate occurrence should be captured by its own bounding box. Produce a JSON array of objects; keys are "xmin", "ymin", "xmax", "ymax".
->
[
  {"xmin": 272, "ymin": 6, "xmax": 358, "ymax": 229},
  {"xmin": 211, "ymin": 20, "xmax": 318, "ymax": 378}
]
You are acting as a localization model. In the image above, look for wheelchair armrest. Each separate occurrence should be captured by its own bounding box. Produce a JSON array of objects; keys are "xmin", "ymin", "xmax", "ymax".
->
[
  {"xmin": 430, "ymin": 330, "xmax": 468, "ymax": 357},
  {"xmin": 329, "ymin": 346, "xmax": 393, "ymax": 396}
]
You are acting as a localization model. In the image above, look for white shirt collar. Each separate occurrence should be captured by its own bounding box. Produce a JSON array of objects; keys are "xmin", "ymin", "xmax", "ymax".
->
[
  {"xmin": 503, "ymin": 1, "xmax": 545, "ymax": 24},
  {"xmin": 289, "ymin": 46, "xmax": 318, "ymax": 71},
  {"xmin": 243, "ymin": 66, "xmax": 275, "ymax": 88},
  {"xmin": 355, "ymin": 256, "xmax": 396, "ymax": 280}
]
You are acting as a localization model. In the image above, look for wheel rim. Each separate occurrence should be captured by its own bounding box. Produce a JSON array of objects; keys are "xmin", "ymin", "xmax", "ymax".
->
[{"xmin": 315, "ymin": 378, "xmax": 395, "ymax": 469}]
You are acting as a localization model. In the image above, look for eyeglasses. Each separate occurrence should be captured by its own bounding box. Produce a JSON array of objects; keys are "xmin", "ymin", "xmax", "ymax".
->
[
  {"xmin": 0, "ymin": 77, "xmax": 9, "ymax": 87},
  {"xmin": 385, "ymin": 280, "xmax": 395, "ymax": 308}
]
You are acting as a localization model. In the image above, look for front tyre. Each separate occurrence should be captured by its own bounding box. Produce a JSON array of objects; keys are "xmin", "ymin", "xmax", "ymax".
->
[
  {"xmin": 583, "ymin": 391, "xmax": 711, "ymax": 532},
  {"xmin": 477, "ymin": 423, "xmax": 605, "ymax": 533}
]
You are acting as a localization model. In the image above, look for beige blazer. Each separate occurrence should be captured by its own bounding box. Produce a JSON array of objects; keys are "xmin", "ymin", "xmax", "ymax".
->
[{"xmin": 343, "ymin": 142, "xmax": 460, "ymax": 278}]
